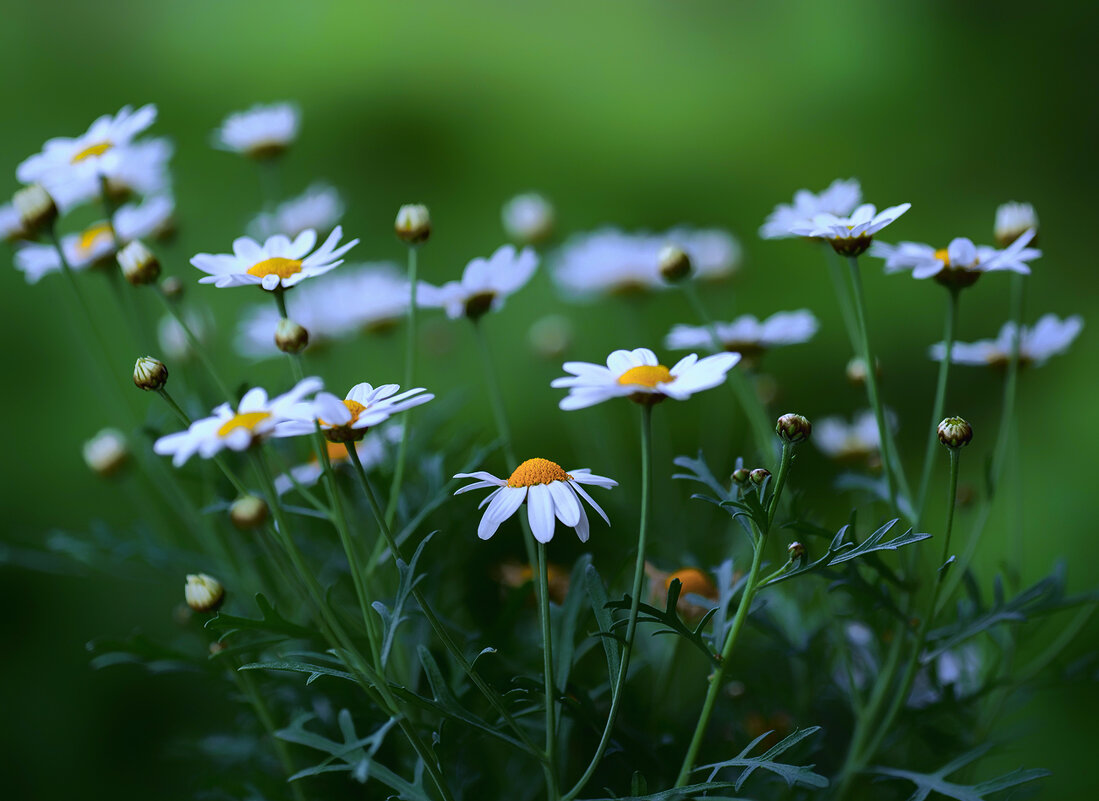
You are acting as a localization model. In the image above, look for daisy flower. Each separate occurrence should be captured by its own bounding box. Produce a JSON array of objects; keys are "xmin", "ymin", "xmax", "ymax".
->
[
  {"xmin": 417, "ymin": 244, "xmax": 538, "ymax": 320},
  {"xmin": 190, "ymin": 226, "xmax": 358, "ymax": 291},
  {"xmin": 995, "ymin": 202, "xmax": 1038, "ymax": 247},
  {"xmin": 248, "ymin": 183, "xmax": 344, "ymax": 240},
  {"xmin": 814, "ymin": 410, "xmax": 885, "ymax": 463},
  {"xmin": 49, "ymin": 137, "xmax": 174, "ymax": 212},
  {"xmin": 454, "ymin": 458, "xmax": 617, "ymax": 543},
  {"xmin": 214, "ymin": 102, "xmax": 300, "ymax": 159},
  {"xmin": 930, "ymin": 314, "xmax": 1083, "ymax": 368},
  {"xmin": 789, "ymin": 202, "xmax": 911, "ymax": 256},
  {"xmin": 759, "ymin": 178, "xmax": 862, "ymax": 239},
  {"xmin": 664, "ymin": 310, "xmax": 818, "ymax": 366},
  {"xmin": 872, "ymin": 230, "xmax": 1039, "ymax": 289},
  {"xmin": 153, "ymin": 378, "xmax": 321, "ymax": 467},
  {"xmin": 502, "ymin": 192, "xmax": 555, "ymax": 244},
  {"xmin": 278, "ymin": 383, "xmax": 433, "ymax": 443},
  {"xmin": 274, "ymin": 426, "xmax": 400, "ymax": 495},
  {"xmin": 552, "ymin": 347, "xmax": 740, "ymax": 410}
]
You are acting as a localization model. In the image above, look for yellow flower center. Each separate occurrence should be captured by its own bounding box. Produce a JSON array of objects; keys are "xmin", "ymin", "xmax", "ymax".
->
[
  {"xmin": 247, "ymin": 257, "xmax": 303, "ymax": 280},
  {"xmin": 78, "ymin": 222, "xmax": 115, "ymax": 254},
  {"xmin": 217, "ymin": 411, "xmax": 272, "ymax": 438},
  {"xmin": 507, "ymin": 457, "xmax": 572, "ymax": 488},
  {"xmin": 617, "ymin": 364, "xmax": 672, "ymax": 388},
  {"xmin": 319, "ymin": 399, "xmax": 366, "ymax": 428},
  {"xmin": 934, "ymin": 248, "xmax": 951, "ymax": 267},
  {"xmin": 71, "ymin": 141, "xmax": 113, "ymax": 163}
]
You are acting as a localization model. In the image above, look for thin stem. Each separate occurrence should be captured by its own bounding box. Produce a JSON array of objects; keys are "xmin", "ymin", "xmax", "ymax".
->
[
  {"xmin": 766, "ymin": 440, "xmax": 795, "ymax": 531},
  {"xmin": 386, "ymin": 245, "xmax": 419, "ymax": 526},
  {"xmin": 823, "ymin": 244, "xmax": 860, "ymax": 353},
  {"xmin": 537, "ymin": 542, "xmax": 561, "ymax": 800},
  {"xmin": 154, "ymin": 290, "xmax": 235, "ymax": 403},
  {"xmin": 916, "ymin": 289, "xmax": 960, "ymax": 522}
]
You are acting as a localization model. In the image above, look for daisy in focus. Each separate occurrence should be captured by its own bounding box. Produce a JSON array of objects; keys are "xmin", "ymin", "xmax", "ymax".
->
[
  {"xmin": 872, "ymin": 230, "xmax": 1039, "ymax": 289},
  {"xmin": 552, "ymin": 347, "xmax": 739, "ymax": 409},
  {"xmin": 814, "ymin": 410, "xmax": 885, "ymax": 465},
  {"xmin": 248, "ymin": 183, "xmax": 344, "ymax": 240},
  {"xmin": 278, "ymin": 383, "xmax": 433, "ymax": 443},
  {"xmin": 789, "ymin": 202, "xmax": 911, "ymax": 256},
  {"xmin": 274, "ymin": 426, "xmax": 401, "ymax": 495},
  {"xmin": 153, "ymin": 378, "xmax": 322, "ymax": 466},
  {"xmin": 454, "ymin": 458, "xmax": 617, "ymax": 543},
  {"xmin": 418, "ymin": 244, "xmax": 538, "ymax": 320},
  {"xmin": 214, "ymin": 102, "xmax": 300, "ymax": 159},
  {"xmin": 759, "ymin": 178, "xmax": 862, "ymax": 239},
  {"xmin": 190, "ymin": 227, "xmax": 358, "ymax": 291},
  {"xmin": 664, "ymin": 310, "xmax": 819, "ymax": 367},
  {"xmin": 930, "ymin": 314, "xmax": 1083, "ymax": 368}
]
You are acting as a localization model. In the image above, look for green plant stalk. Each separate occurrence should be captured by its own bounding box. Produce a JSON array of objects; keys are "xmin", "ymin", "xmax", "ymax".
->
[
  {"xmin": 155, "ymin": 289, "xmax": 235, "ymax": 403},
  {"xmin": 915, "ymin": 288, "xmax": 960, "ymax": 522},
  {"xmin": 823, "ymin": 244, "xmax": 860, "ymax": 353},
  {"xmin": 537, "ymin": 542, "xmax": 561, "ymax": 800},
  {"xmin": 563, "ymin": 405, "xmax": 654, "ymax": 801},
  {"xmin": 386, "ymin": 245, "xmax": 419, "ymax": 526}
]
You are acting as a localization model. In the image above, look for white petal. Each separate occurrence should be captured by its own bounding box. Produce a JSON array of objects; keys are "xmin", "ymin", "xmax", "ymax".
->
[
  {"xmin": 548, "ymin": 481, "xmax": 581, "ymax": 526},
  {"xmin": 526, "ymin": 484, "xmax": 556, "ymax": 543},
  {"xmin": 478, "ymin": 487, "xmax": 525, "ymax": 539}
]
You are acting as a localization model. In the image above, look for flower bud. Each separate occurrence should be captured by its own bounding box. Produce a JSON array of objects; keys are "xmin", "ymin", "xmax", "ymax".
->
[
  {"xmin": 502, "ymin": 193, "xmax": 554, "ymax": 245},
  {"xmin": 994, "ymin": 202, "xmax": 1038, "ymax": 249},
  {"xmin": 185, "ymin": 573, "xmax": 225, "ymax": 613},
  {"xmin": 787, "ymin": 541, "xmax": 806, "ymax": 562},
  {"xmin": 13, "ymin": 183, "xmax": 58, "ymax": 235},
  {"xmin": 230, "ymin": 494, "xmax": 269, "ymax": 530},
  {"xmin": 161, "ymin": 276, "xmax": 185, "ymax": 300},
  {"xmin": 776, "ymin": 413, "xmax": 812, "ymax": 444},
  {"xmin": 395, "ymin": 204, "xmax": 431, "ymax": 244},
  {"xmin": 82, "ymin": 428, "xmax": 129, "ymax": 478},
  {"xmin": 749, "ymin": 467, "xmax": 771, "ymax": 485},
  {"xmin": 275, "ymin": 318, "xmax": 309, "ymax": 354},
  {"xmin": 937, "ymin": 416, "xmax": 973, "ymax": 449},
  {"xmin": 658, "ymin": 244, "xmax": 693, "ymax": 282},
  {"xmin": 731, "ymin": 468, "xmax": 751, "ymax": 485},
  {"xmin": 118, "ymin": 239, "xmax": 161, "ymax": 286},
  {"xmin": 133, "ymin": 356, "xmax": 168, "ymax": 391}
]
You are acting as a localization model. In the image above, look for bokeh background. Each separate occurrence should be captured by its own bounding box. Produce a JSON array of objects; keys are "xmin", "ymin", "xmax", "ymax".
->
[{"xmin": 2, "ymin": 0, "xmax": 1096, "ymax": 797}]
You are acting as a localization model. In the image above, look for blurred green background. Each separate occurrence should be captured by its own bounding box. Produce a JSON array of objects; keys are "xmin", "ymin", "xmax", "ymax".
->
[{"xmin": 2, "ymin": 0, "xmax": 1096, "ymax": 797}]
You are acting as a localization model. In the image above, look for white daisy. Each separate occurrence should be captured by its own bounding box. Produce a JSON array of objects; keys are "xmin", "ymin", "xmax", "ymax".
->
[
  {"xmin": 759, "ymin": 178, "xmax": 862, "ymax": 239},
  {"xmin": 417, "ymin": 244, "xmax": 538, "ymax": 320},
  {"xmin": 153, "ymin": 378, "xmax": 322, "ymax": 467},
  {"xmin": 995, "ymin": 202, "xmax": 1038, "ymax": 248},
  {"xmin": 274, "ymin": 426, "xmax": 400, "ymax": 495},
  {"xmin": 502, "ymin": 192, "xmax": 555, "ymax": 244},
  {"xmin": 190, "ymin": 226, "xmax": 358, "ymax": 291},
  {"xmin": 454, "ymin": 458, "xmax": 617, "ymax": 543},
  {"xmin": 664, "ymin": 310, "xmax": 819, "ymax": 365},
  {"xmin": 789, "ymin": 202, "xmax": 911, "ymax": 256},
  {"xmin": 871, "ymin": 230, "xmax": 1039, "ymax": 288},
  {"xmin": 666, "ymin": 227, "xmax": 742, "ymax": 281},
  {"xmin": 278, "ymin": 382, "xmax": 433, "ymax": 443},
  {"xmin": 48, "ymin": 137, "xmax": 174, "ymax": 212},
  {"xmin": 814, "ymin": 410, "xmax": 883, "ymax": 462},
  {"xmin": 214, "ymin": 102, "xmax": 300, "ymax": 159},
  {"xmin": 552, "ymin": 347, "xmax": 740, "ymax": 410},
  {"xmin": 930, "ymin": 314, "xmax": 1083, "ymax": 368},
  {"xmin": 248, "ymin": 183, "xmax": 344, "ymax": 240}
]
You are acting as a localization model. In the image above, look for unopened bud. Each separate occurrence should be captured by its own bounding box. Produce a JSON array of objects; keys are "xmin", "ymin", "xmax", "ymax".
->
[
  {"xmin": 118, "ymin": 239, "xmax": 161, "ymax": 285},
  {"xmin": 994, "ymin": 202, "xmax": 1038, "ymax": 249},
  {"xmin": 185, "ymin": 573, "xmax": 225, "ymax": 613},
  {"xmin": 937, "ymin": 416, "xmax": 973, "ymax": 449},
  {"xmin": 731, "ymin": 468, "xmax": 751, "ymax": 485},
  {"xmin": 776, "ymin": 413, "xmax": 812, "ymax": 444},
  {"xmin": 749, "ymin": 467, "xmax": 771, "ymax": 485},
  {"xmin": 658, "ymin": 244, "xmax": 692, "ymax": 282},
  {"xmin": 133, "ymin": 356, "xmax": 168, "ymax": 391},
  {"xmin": 787, "ymin": 541, "xmax": 806, "ymax": 562},
  {"xmin": 395, "ymin": 204, "xmax": 431, "ymax": 244},
  {"xmin": 230, "ymin": 495, "xmax": 269, "ymax": 530},
  {"xmin": 13, "ymin": 183, "xmax": 58, "ymax": 235},
  {"xmin": 502, "ymin": 193, "xmax": 554, "ymax": 245},
  {"xmin": 275, "ymin": 318, "xmax": 309, "ymax": 354},
  {"xmin": 82, "ymin": 428, "xmax": 129, "ymax": 477},
  {"xmin": 160, "ymin": 276, "xmax": 185, "ymax": 300}
]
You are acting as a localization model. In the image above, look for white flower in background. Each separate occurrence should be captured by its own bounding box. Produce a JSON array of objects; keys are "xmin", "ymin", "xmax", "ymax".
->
[
  {"xmin": 664, "ymin": 310, "xmax": 819, "ymax": 364},
  {"xmin": 274, "ymin": 426, "xmax": 401, "ymax": 495},
  {"xmin": 418, "ymin": 244, "xmax": 538, "ymax": 320},
  {"xmin": 214, "ymin": 102, "xmax": 300, "ymax": 159},
  {"xmin": 502, "ymin": 192, "xmax": 555, "ymax": 244},
  {"xmin": 668, "ymin": 227, "xmax": 742, "ymax": 281},
  {"xmin": 49, "ymin": 137, "xmax": 175, "ymax": 212},
  {"xmin": 0, "ymin": 204, "xmax": 26, "ymax": 241},
  {"xmin": 995, "ymin": 202, "xmax": 1038, "ymax": 248},
  {"xmin": 83, "ymin": 428, "xmax": 129, "ymax": 477},
  {"xmin": 930, "ymin": 314, "xmax": 1083, "ymax": 368},
  {"xmin": 153, "ymin": 378, "xmax": 321, "ymax": 466},
  {"xmin": 789, "ymin": 202, "xmax": 911, "ymax": 256},
  {"xmin": 552, "ymin": 347, "xmax": 739, "ymax": 410},
  {"xmin": 814, "ymin": 410, "xmax": 885, "ymax": 462},
  {"xmin": 872, "ymin": 230, "xmax": 1039, "ymax": 287},
  {"xmin": 454, "ymin": 458, "xmax": 617, "ymax": 543},
  {"xmin": 158, "ymin": 307, "xmax": 213, "ymax": 362},
  {"xmin": 248, "ymin": 183, "xmax": 344, "ymax": 240},
  {"xmin": 190, "ymin": 226, "xmax": 358, "ymax": 290},
  {"xmin": 235, "ymin": 263, "xmax": 412, "ymax": 358},
  {"xmin": 278, "ymin": 383, "xmax": 433, "ymax": 443},
  {"xmin": 759, "ymin": 178, "xmax": 862, "ymax": 239}
]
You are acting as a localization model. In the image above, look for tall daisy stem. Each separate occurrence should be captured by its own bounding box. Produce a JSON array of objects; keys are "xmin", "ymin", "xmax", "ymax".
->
[
  {"xmin": 916, "ymin": 288, "xmax": 960, "ymax": 521},
  {"xmin": 823, "ymin": 245, "xmax": 860, "ymax": 353},
  {"xmin": 155, "ymin": 289, "xmax": 235, "ymax": 404},
  {"xmin": 537, "ymin": 542, "xmax": 561, "ymax": 800},
  {"xmin": 386, "ymin": 245, "xmax": 419, "ymax": 526}
]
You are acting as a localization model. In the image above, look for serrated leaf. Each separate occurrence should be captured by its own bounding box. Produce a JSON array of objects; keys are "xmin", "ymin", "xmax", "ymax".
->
[
  {"xmin": 205, "ymin": 593, "xmax": 315, "ymax": 640},
  {"xmin": 870, "ymin": 744, "xmax": 1049, "ymax": 800},
  {"xmin": 698, "ymin": 726, "xmax": 829, "ymax": 791},
  {"xmin": 372, "ymin": 532, "xmax": 433, "ymax": 667},
  {"xmin": 672, "ymin": 452, "xmax": 735, "ymax": 501},
  {"xmin": 605, "ymin": 580, "xmax": 721, "ymax": 667},
  {"xmin": 238, "ymin": 659, "xmax": 356, "ymax": 685}
]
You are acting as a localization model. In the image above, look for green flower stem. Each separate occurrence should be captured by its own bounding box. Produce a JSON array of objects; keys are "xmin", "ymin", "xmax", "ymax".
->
[
  {"xmin": 674, "ymin": 439, "xmax": 791, "ymax": 787},
  {"xmin": 154, "ymin": 289, "xmax": 235, "ymax": 404},
  {"xmin": 823, "ymin": 244, "xmax": 860, "ymax": 353},
  {"xmin": 916, "ymin": 288, "xmax": 960, "ymax": 522},
  {"xmin": 537, "ymin": 542, "xmax": 561, "ymax": 800},
  {"xmin": 386, "ymin": 245, "xmax": 419, "ymax": 526},
  {"xmin": 563, "ymin": 404, "xmax": 654, "ymax": 801},
  {"xmin": 231, "ymin": 664, "xmax": 307, "ymax": 801}
]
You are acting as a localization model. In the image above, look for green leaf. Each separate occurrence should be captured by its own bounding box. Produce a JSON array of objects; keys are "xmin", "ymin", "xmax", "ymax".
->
[
  {"xmin": 86, "ymin": 632, "xmax": 200, "ymax": 675},
  {"xmin": 672, "ymin": 452, "xmax": 735, "ymax": 501},
  {"xmin": 372, "ymin": 532, "xmax": 434, "ymax": 668},
  {"xmin": 556, "ymin": 554, "xmax": 594, "ymax": 687},
  {"xmin": 605, "ymin": 579, "xmax": 721, "ymax": 667},
  {"xmin": 579, "ymin": 782, "xmax": 749, "ymax": 801},
  {"xmin": 697, "ymin": 726, "xmax": 829, "ymax": 791},
  {"xmin": 585, "ymin": 562, "xmax": 621, "ymax": 682},
  {"xmin": 205, "ymin": 593, "xmax": 315, "ymax": 640},
  {"xmin": 238, "ymin": 658, "xmax": 356, "ymax": 685},
  {"xmin": 870, "ymin": 744, "xmax": 1049, "ymax": 800}
]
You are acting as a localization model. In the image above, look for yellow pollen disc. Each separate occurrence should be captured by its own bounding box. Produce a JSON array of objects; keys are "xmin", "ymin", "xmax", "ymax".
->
[
  {"xmin": 217, "ymin": 411, "xmax": 272, "ymax": 438},
  {"xmin": 934, "ymin": 248, "xmax": 950, "ymax": 267},
  {"xmin": 507, "ymin": 457, "xmax": 572, "ymax": 488},
  {"xmin": 247, "ymin": 257, "xmax": 303, "ymax": 280},
  {"xmin": 71, "ymin": 141, "xmax": 113, "ymax": 163},
  {"xmin": 320, "ymin": 399, "xmax": 366, "ymax": 428},
  {"xmin": 78, "ymin": 222, "xmax": 114, "ymax": 253},
  {"xmin": 617, "ymin": 364, "xmax": 672, "ymax": 388}
]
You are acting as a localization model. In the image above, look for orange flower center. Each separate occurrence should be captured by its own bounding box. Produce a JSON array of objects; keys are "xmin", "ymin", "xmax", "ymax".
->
[
  {"xmin": 71, "ymin": 141, "xmax": 113, "ymax": 163},
  {"xmin": 507, "ymin": 457, "xmax": 571, "ymax": 487},
  {"xmin": 217, "ymin": 411, "xmax": 272, "ymax": 438},
  {"xmin": 617, "ymin": 364, "xmax": 672, "ymax": 388},
  {"xmin": 247, "ymin": 256, "xmax": 303, "ymax": 280},
  {"xmin": 319, "ymin": 399, "xmax": 366, "ymax": 428}
]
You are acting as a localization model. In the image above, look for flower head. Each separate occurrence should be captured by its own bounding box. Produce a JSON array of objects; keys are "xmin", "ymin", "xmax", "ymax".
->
[
  {"xmin": 118, "ymin": 239, "xmax": 160, "ymax": 285},
  {"xmin": 418, "ymin": 244, "xmax": 538, "ymax": 320},
  {"xmin": 278, "ymin": 383, "xmax": 433, "ymax": 443},
  {"xmin": 134, "ymin": 356, "xmax": 168, "ymax": 390},
  {"xmin": 190, "ymin": 226, "xmax": 358, "ymax": 291},
  {"xmin": 930, "ymin": 314, "xmax": 1083, "ymax": 368},
  {"xmin": 12, "ymin": 184, "xmax": 58, "ymax": 235},
  {"xmin": 553, "ymin": 347, "xmax": 739, "ymax": 409},
  {"xmin": 664, "ymin": 310, "xmax": 818, "ymax": 366},
  {"xmin": 214, "ymin": 103, "xmax": 299, "ymax": 159},
  {"xmin": 789, "ymin": 202, "xmax": 911, "ymax": 256},
  {"xmin": 395, "ymin": 204, "xmax": 431, "ymax": 244},
  {"xmin": 185, "ymin": 573, "xmax": 225, "ymax": 612},
  {"xmin": 938, "ymin": 417, "xmax": 973, "ymax": 449},
  {"xmin": 502, "ymin": 193, "xmax": 555, "ymax": 244},
  {"xmin": 454, "ymin": 458, "xmax": 617, "ymax": 543},
  {"xmin": 776, "ymin": 413, "xmax": 812, "ymax": 444},
  {"xmin": 248, "ymin": 183, "xmax": 344, "ymax": 240},
  {"xmin": 759, "ymin": 178, "xmax": 862, "ymax": 239},
  {"xmin": 995, "ymin": 202, "xmax": 1038, "ymax": 248},
  {"xmin": 814, "ymin": 410, "xmax": 886, "ymax": 463},
  {"xmin": 83, "ymin": 428, "xmax": 129, "ymax": 478},
  {"xmin": 872, "ymin": 230, "xmax": 1039, "ymax": 289},
  {"xmin": 229, "ymin": 495, "xmax": 269, "ymax": 530}
]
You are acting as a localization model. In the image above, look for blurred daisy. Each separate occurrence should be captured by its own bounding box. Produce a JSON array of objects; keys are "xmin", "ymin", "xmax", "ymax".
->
[
  {"xmin": 930, "ymin": 314, "xmax": 1083, "ymax": 368},
  {"xmin": 248, "ymin": 183, "xmax": 344, "ymax": 240},
  {"xmin": 502, "ymin": 193, "xmax": 555, "ymax": 244},
  {"xmin": 1, "ymin": 203, "xmax": 27, "ymax": 242},
  {"xmin": 789, "ymin": 202, "xmax": 911, "ymax": 256},
  {"xmin": 664, "ymin": 310, "xmax": 818, "ymax": 366},
  {"xmin": 190, "ymin": 226, "xmax": 358, "ymax": 290},
  {"xmin": 552, "ymin": 347, "xmax": 739, "ymax": 410},
  {"xmin": 153, "ymin": 378, "xmax": 322, "ymax": 466},
  {"xmin": 418, "ymin": 244, "xmax": 538, "ymax": 320},
  {"xmin": 814, "ymin": 410, "xmax": 884, "ymax": 463},
  {"xmin": 274, "ymin": 426, "xmax": 400, "ymax": 495},
  {"xmin": 872, "ymin": 230, "xmax": 1039, "ymax": 288},
  {"xmin": 454, "ymin": 458, "xmax": 617, "ymax": 543},
  {"xmin": 995, "ymin": 202, "xmax": 1038, "ymax": 248},
  {"xmin": 49, "ymin": 137, "xmax": 174, "ymax": 211},
  {"xmin": 214, "ymin": 102, "xmax": 300, "ymax": 159},
  {"xmin": 759, "ymin": 178, "xmax": 862, "ymax": 239},
  {"xmin": 278, "ymin": 383, "xmax": 433, "ymax": 443}
]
